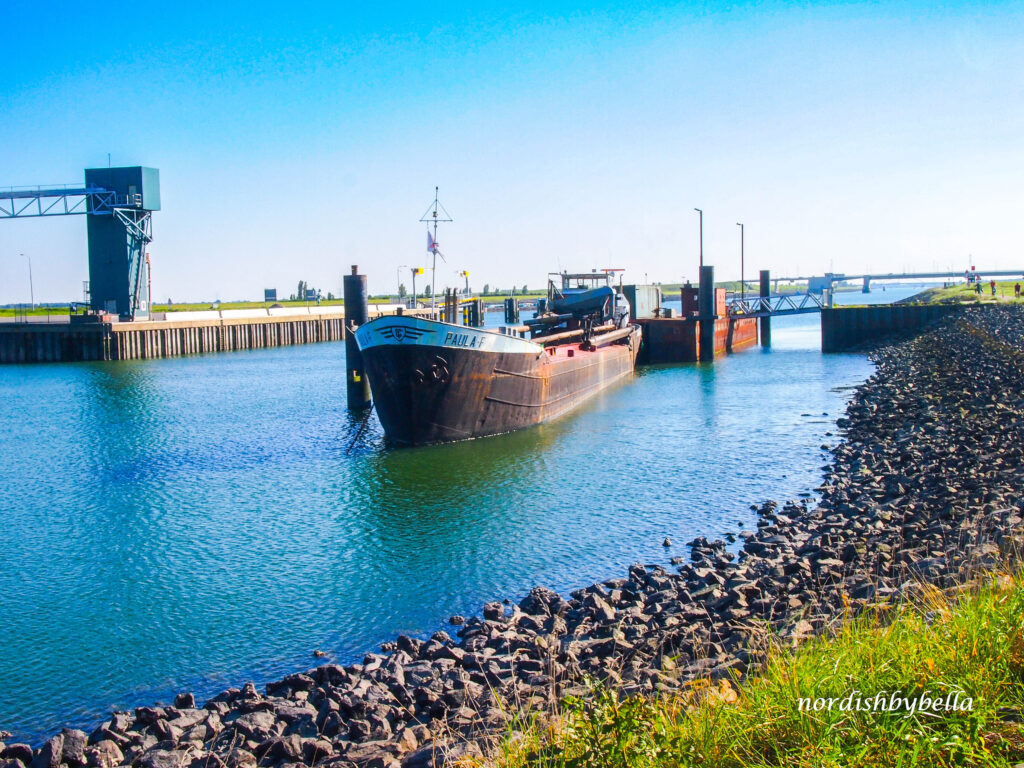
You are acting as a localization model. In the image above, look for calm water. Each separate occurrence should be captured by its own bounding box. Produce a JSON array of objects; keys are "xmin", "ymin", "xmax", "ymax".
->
[{"xmin": 0, "ymin": 286, "xmax": 919, "ymax": 742}]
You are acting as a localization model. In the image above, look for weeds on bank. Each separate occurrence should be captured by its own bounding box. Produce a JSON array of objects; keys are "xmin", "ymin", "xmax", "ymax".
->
[{"xmin": 486, "ymin": 573, "xmax": 1024, "ymax": 768}]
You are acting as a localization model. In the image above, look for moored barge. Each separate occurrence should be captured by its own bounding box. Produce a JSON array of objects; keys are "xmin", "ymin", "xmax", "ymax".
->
[{"xmin": 355, "ymin": 271, "xmax": 641, "ymax": 446}]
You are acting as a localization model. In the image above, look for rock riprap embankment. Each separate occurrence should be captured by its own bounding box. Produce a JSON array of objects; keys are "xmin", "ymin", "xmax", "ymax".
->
[{"xmin": 4, "ymin": 305, "xmax": 1024, "ymax": 768}]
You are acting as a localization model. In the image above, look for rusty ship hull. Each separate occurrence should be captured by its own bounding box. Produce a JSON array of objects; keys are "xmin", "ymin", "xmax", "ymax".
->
[{"xmin": 354, "ymin": 315, "xmax": 641, "ymax": 446}]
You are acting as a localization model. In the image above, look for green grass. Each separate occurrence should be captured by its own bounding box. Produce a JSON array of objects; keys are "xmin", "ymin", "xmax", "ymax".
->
[
  {"xmin": 0, "ymin": 294, "xmax": 543, "ymax": 317},
  {"xmin": 904, "ymin": 281, "xmax": 1024, "ymax": 305},
  {"xmin": 0, "ymin": 306, "xmax": 62, "ymax": 317},
  {"xmin": 658, "ymin": 281, "xmax": 764, "ymax": 295},
  {"xmin": 0, "ymin": 299, "xmax": 397, "ymax": 317},
  {"xmin": 153, "ymin": 299, "xmax": 346, "ymax": 312},
  {"xmin": 488, "ymin": 574, "xmax": 1024, "ymax": 768}
]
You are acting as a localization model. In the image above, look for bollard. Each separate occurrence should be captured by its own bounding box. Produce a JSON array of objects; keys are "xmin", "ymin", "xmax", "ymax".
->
[
  {"xmin": 698, "ymin": 265, "xmax": 715, "ymax": 362},
  {"xmin": 445, "ymin": 289, "xmax": 457, "ymax": 324},
  {"xmin": 344, "ymin": 265, "xmax": 371, "ymax": 409},
  {"xmin": 504, "ymin": 297, "xmax": 519, "ymax": 324},
  {"xmin": 759, "ymin": 270, "xmax": 771, "ymax": 348}
]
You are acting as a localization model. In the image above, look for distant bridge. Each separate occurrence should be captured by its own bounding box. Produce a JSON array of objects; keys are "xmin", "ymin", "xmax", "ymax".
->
[{"xmin": 775, "ymin": 270, "xmax": 1024, "ymax": 294}]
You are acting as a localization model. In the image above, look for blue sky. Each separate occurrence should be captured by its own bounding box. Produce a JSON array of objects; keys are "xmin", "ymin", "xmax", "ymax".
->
[{"xmin": 2, "ymin": 1, "xmax": 1023, "ymax": 302}]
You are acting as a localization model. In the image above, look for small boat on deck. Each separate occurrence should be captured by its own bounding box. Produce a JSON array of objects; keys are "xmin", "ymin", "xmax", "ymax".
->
[{"xmin": 354, "ymin": 270, "xmax": 641, "ymax": 446}]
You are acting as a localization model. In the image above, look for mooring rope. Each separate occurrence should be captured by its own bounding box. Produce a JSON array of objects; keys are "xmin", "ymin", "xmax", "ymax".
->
[{"xmin": 346, "ymin": 403, "xmax": 375, "ymax": 455}]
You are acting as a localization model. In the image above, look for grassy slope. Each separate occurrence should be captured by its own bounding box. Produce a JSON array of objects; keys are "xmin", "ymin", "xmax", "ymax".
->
[
  {"xmin": 904, "ymin": 282, "xmax": 1024, "ymax": 305},
  {"xmin": 490, "ymin": 574, "xmax": 1024, "ymax": 768}
]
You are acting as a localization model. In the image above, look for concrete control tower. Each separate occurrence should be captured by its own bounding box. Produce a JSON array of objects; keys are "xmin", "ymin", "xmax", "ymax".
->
[{"xmin": 85, "ymin": 167, "xmax": 160, "ymax": 319}]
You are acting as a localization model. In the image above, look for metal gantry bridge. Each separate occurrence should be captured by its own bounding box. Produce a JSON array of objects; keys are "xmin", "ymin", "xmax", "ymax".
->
[
  {"xmin": 0, "ymin": 167, "xmax": 159, "ymax": 320},
  {"xmin": 0, "ymin": 184, "xmax": 123, "ymax": 218},
  {"xmin": 0, "ymin": 185, "xmax": 154, "ymax": 280},
  {"xmin": 725, "ymin": 291, "xmax": 825, "ymax": 318}
]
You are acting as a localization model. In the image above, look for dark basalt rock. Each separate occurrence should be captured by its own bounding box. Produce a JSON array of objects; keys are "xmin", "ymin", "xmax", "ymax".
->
[
  {"xmin": 57, "ymin": 732, "xmax": 86, "ymax": 768},
  {"xmin": 83, "ymin": 741, "xmax": 123, "ymax": 768},
  {"xmin": 2, "ymin": 747, "xmax": 33, "ymax": 766},
  {"xmin": 28, "ymin": 735, "xmax": 63, "ymax": 768}
]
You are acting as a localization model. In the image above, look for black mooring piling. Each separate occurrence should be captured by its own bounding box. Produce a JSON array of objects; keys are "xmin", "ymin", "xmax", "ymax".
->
[
  {"xmin": 504, "ymin": 297, "xmax": 519, "ymax": 324},
  {"xmin": 698, "ymin": 265, "xmax": 715, "ymax": 362},
  {"xmin": 759, "ymin": 269, "xmax": 771, "ymax": 348},
  {"xmin": 344, "ymin": 265, "xmax": 371, "ymax": 409}
]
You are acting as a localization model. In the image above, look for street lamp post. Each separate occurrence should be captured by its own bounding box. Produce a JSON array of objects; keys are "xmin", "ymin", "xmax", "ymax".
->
[
  {"xmin": 736, "ymin": 223, "xmax": 744, "ymax": 300},
  {"xmin": 411, "ymin": 267, "xmax": 423, "ymax": 309},
  {"xmin": 397, "ymin": 265, "xmax": 409, "ymax": 300},
  {"xmin": 694, "ymin": 208, "xmax": 703, "ymax": 269},
  {"xmin": 23, "ymin": 253, "xmax": 34, "ymax": 310}
]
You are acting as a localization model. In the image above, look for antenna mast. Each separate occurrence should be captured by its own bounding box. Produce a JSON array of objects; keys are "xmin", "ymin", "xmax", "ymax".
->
[{"xmin": 420, "ymin": 186, "xmax": 453, "ymax": 314}]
